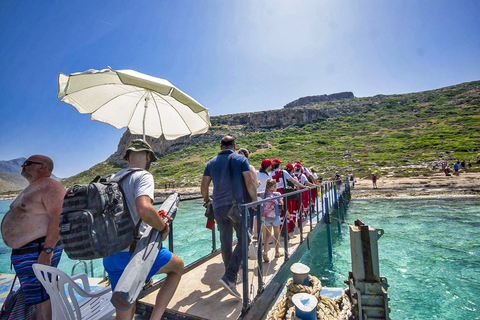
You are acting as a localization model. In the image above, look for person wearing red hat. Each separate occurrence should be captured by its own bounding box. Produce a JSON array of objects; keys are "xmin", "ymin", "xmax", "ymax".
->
[
  {"xmin": 257, "ymin": 159, "xmax": 273, "ymax": 198},
  {"xmin": 283, "ymin": 163, "xmax": 299, "ymax": 233},
  {"xmin": 293, "ymin": 163, "xmax": 316, "ymax": 226},
  {"xmin": 270, "ymin": 158, "xmax": 305, "ymax": 235}
]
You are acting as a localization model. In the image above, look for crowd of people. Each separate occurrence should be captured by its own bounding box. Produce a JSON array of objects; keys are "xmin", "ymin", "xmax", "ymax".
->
[
  {"xmin": 438, "ymin": 159, "xmax": 475, "ymax": 176},
  {"xmin": 1, "ymin": 135, "xmax": 348, "ymax": 319},
  {"xmin": 201, "ymin": 136, "xmax": 325, "ymax": 299}
]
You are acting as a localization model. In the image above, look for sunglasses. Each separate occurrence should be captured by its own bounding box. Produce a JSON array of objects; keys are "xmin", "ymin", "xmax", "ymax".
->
[{"xmin": 22, "ymin": 160, "xmax": 44, "ymax": 167}]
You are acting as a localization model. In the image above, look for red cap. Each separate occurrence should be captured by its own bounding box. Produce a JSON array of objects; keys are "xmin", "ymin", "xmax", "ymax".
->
[
  {"xmin": 272, "ymin": 158, "xmax": 281, "ymax": 164},
  {"xmin": 285, "ymin": 163, "xmax": 294, "ymax": 170},
  {"xmin": 295, "ymin": 163, "xmax": 302, "ymax": 168},
  {"xmin": 261, "ymin": 158, "xmax": 273, "ymax": 167},
  {"xmin": 295, "ymin": 160, "xmax": 301, "ymax": 163}
]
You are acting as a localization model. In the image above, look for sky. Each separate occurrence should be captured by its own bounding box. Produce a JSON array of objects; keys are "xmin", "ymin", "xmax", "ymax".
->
[{"xmin": 1, "ymin": 0, "xmax": 479, "ymax": 178}]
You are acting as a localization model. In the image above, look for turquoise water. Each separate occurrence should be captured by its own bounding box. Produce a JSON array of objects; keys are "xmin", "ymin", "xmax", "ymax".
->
[
  {"xmin": 0, "ymin": 199, "xmax": 220, "ymax": 278},
  {"xmin": 301, "ymin": 198, "xmax": 480, "ymax": 320},
  {"xmin": 2, "ymin": 198, "xmax": 479, "ymax": 319}
]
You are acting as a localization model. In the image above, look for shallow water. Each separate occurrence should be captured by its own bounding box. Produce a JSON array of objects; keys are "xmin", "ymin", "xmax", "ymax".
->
[
  {"xmin": 301, "ymin": 198, "xmax": 480, "ymax": 320},
  {"xmin": 1, "ymin": 198, "xmax": 479, "ymax": 319},
  {"xmin": 0, "ymin": 199, "xmax": 219, "ymax": 278}
]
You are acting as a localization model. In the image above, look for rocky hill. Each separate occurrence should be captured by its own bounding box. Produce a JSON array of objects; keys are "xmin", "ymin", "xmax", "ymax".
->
[
  {"xmin": 107, "ymin": 92, "xmax": 362, "ymax": 164},
  {"xmin": 0, "ymin": 158, "xmax": 27, "ymax": 193},
  {"xmin": 0, "ymin": 157, "xmax": 61, "ymax": 193},
  {"xmin": 283, "ymin": 92, "xmax": 354, "ymax": 108},
  {"xmin": 62, "ymin": 80, "xmax": 480, "ymax": 189},
  {"xmin": 0, "ymin": 157, "xmax": 26, "ymax": 174}
]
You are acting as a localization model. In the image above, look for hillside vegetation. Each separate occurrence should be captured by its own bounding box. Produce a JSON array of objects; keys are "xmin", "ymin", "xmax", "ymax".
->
[{"xmin": 62, "ymin": 80, "xmax": 480, "ymax": 189}]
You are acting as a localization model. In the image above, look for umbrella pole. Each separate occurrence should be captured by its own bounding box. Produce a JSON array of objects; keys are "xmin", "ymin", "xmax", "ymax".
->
[{"xmin": 143, "ymin": 94, "xmax": 150, "ymax": 141}]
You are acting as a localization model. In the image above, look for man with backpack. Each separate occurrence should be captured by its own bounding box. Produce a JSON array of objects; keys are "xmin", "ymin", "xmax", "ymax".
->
[{"xmin": 103, "ymin": 139, "xmax": 184, "ymax": 320}]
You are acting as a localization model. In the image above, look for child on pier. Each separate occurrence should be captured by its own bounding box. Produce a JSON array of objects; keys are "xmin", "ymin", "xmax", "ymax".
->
[{"xmin": 262, "ymin": 179, "xmax": 284, "ymax": 262}]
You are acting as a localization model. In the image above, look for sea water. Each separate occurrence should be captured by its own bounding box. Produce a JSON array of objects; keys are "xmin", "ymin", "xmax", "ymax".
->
[
  {"xmin": 1, "ymin": 198, "xmax": 479, "ymax": 319},
  {"xmin": 301, "ymin": 198, "xmax": 480, "ymax": 320},
  {"xmin": 0, "ymin": 199, "xmax": 220, "ymax": 278}
]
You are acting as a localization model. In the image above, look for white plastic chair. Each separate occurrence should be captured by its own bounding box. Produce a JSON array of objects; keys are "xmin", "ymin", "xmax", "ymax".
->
[{"xmin": 32, "ymin": 264, "xmax": 115, "ymax": 320}]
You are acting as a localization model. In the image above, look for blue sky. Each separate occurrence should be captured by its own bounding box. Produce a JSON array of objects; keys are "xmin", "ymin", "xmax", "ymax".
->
[{"xmin": 1, "ymin": 1, "xmax": 479, "ymax": 178}]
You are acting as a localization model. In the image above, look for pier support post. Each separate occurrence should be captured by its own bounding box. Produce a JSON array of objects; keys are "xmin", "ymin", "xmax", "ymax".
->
[{"xmin": 333, "ymin": 186, "xmax": 341, "ymax": 233}]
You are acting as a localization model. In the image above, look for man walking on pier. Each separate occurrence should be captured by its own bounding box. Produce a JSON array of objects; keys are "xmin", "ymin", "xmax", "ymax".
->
[
  {"xmin": 103, "ymin": 139, "xmax": 184, "ymax": 319},
  {"xmin": 201, "ymin": 136, "xmax": 258, "ymax": 299}
]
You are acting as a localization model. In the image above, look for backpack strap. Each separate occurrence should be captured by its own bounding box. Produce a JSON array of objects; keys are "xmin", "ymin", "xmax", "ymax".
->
[{"xmin": 109, "ymin": 168, "xmax": 145, "ymax": 252}]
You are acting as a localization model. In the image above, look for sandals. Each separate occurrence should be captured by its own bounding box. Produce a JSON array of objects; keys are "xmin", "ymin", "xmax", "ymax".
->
[
  {"xmin": 275, "ymin": 252, "xmax": 284, "ymax": 258},
  {"xmin": 263, "ymin": 252, "xmax": 270, "ymax": 263}
]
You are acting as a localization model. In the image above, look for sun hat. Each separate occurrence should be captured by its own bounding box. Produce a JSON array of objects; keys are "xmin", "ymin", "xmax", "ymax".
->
[
  {"xmin": 285, "ymin": 163, "xmax": 294, "ymax": 170},
  {"xmin": 261, "ymin": 158, "xmax": 273, "ymax": 167},
  {"xmin": 124, "ymin": 139, "xmax": 157, "ymax": 162},
  {"xmin": 272, "ymin": 158, "xmax": 281, "ymax": 164}
]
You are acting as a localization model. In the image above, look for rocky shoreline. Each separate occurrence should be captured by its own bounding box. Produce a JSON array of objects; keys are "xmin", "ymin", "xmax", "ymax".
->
[{"xmin": 1, "ymin": 172, "xmax": 478, "ymax": 202}]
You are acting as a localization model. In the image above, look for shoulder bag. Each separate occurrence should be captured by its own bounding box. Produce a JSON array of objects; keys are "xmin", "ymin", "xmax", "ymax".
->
[{"xmin": 226, "ymin": 155, "xmax": 243, "ymax": 223}]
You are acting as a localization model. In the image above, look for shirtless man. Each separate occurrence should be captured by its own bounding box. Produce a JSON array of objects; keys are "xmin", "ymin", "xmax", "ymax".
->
[{"xmin": 1, "ymin": 155, "xmax": 66, "ymax": 320}]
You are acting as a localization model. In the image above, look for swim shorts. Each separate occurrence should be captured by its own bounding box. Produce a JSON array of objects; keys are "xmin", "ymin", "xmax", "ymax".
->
[
  {"xmin": 103, "ymin": 244, "xmax": 173, "ymax": 290},
  {"xmin": 11, "ymin": 236, "xmax": 63, "ymax": 306}
]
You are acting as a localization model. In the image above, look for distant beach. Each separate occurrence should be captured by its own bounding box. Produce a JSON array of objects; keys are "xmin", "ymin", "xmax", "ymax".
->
[{"xmin": 2, "ymin": 171, "xmax": 478, "ymax": 201}]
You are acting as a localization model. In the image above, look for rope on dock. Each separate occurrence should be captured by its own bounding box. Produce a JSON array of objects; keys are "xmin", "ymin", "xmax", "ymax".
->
[{"xmin": 266, "ymin": 275, "xmax": 352, "ymax": 320}]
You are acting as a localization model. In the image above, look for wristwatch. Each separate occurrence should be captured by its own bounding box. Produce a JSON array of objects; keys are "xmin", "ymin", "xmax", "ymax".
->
[{"xmin": 42, "ymin": 247, "xmax": 54, "ymax": 254}]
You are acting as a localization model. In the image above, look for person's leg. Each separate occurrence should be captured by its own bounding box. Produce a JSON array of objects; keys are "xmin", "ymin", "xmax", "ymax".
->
[
  {"xmin": 263, "ymin": 224, "xmax": 272, "ymax": 253},
  {"xmin": 35, "ymin": 300, "xmax": 52, "ymax": 320},
  {"xmin": 273, "ymin": 226, "xmax": 281, "ymax": 254},
  {"xmin": 115, "ymin": 305, "xmax": 136, "ymax": 320},
  {"xmin": 215, "ymin": 206, "xmax": 234, "ymax": 269},
  {"xmin": 12, "ymin": 238, "xmax": 62, "ymax": 320},
  {"xmin": 103, "ymin": 252, "xmax": 134, "ymax": 319},
  {"xmin": 150, "ymin": 254, "xmax": 184, "ymax": 320},
  {"xmin": 225, "ymin": 221, "xmax": 245, "ymax": 281}
]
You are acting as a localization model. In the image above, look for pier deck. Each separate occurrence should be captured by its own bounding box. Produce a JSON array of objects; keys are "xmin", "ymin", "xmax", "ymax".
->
[{"xmin": 138, "ymin": 217, "xmax": 322, "ymax": 319}]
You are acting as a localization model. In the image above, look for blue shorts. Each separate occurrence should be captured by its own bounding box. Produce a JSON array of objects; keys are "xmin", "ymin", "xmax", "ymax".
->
[
  {"xmin": 11, "ymin": 236, "xmax": 63, "ymax": 306},
  {"xmin": 264, "ymin": 215, "xmax": 281, "ymax": 227},
  {"xmin": 103, "ymin": 245, "xmax": 172, "ymax": 290}
]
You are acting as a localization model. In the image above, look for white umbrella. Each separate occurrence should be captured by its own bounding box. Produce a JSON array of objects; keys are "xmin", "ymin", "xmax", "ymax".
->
[{"xmin": 57, "ymin": 68, "xmax": 210, "ymax": 140}]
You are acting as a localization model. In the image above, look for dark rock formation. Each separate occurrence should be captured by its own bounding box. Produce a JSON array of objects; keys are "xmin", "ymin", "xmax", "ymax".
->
[
  {"xmin": 283, "ymin": 92, "xmax": 354, "ymax": 108},
  {"xmin": 108, "ymin": 99, "xmax": 363, "ymax": 164}
]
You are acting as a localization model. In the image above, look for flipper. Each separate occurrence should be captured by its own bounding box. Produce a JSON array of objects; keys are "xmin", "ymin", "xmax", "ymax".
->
[{"xmin": 111, "ymin": 193, "xmax": 180, "ymax": 311}]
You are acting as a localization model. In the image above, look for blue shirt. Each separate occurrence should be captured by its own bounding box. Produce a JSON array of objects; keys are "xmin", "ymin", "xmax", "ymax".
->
[{"xmin": 203, "ymin": 149, "xmax": 251, "ymax": 209}]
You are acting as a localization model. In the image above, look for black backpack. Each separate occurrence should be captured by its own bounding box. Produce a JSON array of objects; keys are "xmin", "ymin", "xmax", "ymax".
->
[{"xmin": 59, "ymin": 169, "xmax": 142, "ymax": 260}]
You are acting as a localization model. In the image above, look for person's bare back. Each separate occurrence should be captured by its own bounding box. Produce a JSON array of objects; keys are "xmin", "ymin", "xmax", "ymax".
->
[{"xmin": 1, "ymin": 177, "xmax": 65, "ymax": 249}]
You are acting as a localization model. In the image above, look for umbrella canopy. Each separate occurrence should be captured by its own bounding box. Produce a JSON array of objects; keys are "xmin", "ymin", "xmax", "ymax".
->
[{"xmin": 57, "ymin": 68, "xmax": 210, "ymax": 140}]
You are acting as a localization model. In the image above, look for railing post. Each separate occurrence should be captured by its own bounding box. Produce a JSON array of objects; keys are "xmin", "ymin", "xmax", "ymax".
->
[
  {"xmin": 308, "ymin": 188, "xmax": 313, "ymax": 232},
  {"xmin": 242, "ymin": 205, "xmax": 249, "ymax": 313},
  {"xmin": 333, "ymin": 185, "xmax": 341, "ymax": 233},
  {"xmin": 283, "ymin": 196, "xmax": 289, "ymax": 260},
  {"xmin": 169, "ymin": 223, "xmax": 174, "ymax": 252},
  {"xmin": 324, "ymin": 197, "xmax": 333, "ymax": 261},
  {"xmin": 257, "ymin": 203, "xmax": 264, "ymax": 294},
  {"xmin": 316, "ymin": 185, "xmax": 320, "ymax": 223},
  {"xmin": 320, "ymin": 185, "xmax": 324, "ymax": 221},
  {"xmin": 299, "ymin": 191, "xmax": 304, "ymax": 243}
]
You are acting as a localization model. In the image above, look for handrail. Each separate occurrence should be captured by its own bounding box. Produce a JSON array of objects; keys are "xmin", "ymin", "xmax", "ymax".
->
[
  {"xmin": 135, "ymin": 178, "xmax": 352, "ymax": 318},
  {"xmin": 238, "ymin": 178, "xmax": 351, "ymax": 316}
]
